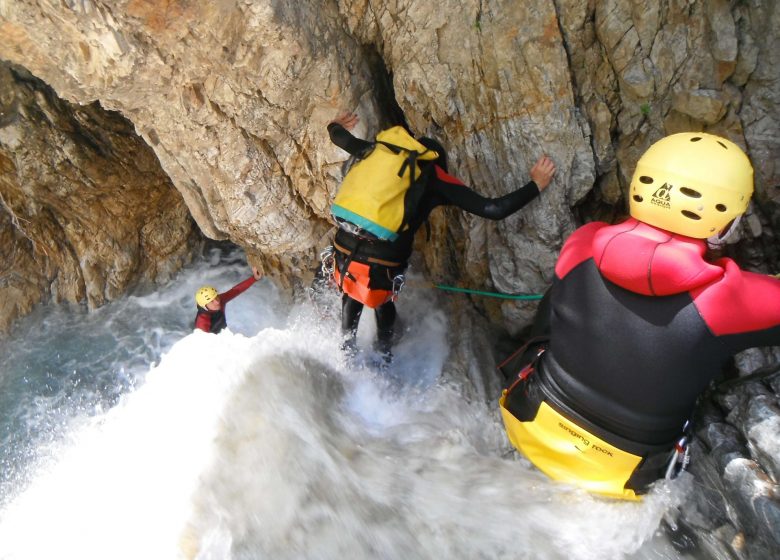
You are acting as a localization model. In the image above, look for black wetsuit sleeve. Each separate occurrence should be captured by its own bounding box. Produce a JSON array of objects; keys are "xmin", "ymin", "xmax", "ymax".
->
[
  {"xmin": 428, "ymin": 167, "xmax": 541, "ymax": 220},
  {"xmin": 327, "ymin": 122, "xmax": 373, "ymax": 157}
]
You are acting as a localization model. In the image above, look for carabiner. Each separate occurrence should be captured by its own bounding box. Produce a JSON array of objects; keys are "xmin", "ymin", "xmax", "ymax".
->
[
  {"xmin": 320, "ymin": 245, "xmax": 335, "ymax": 279},
  {"xmin": 391, "ymin": 274, "xmax": 406, "ymax": 299}
]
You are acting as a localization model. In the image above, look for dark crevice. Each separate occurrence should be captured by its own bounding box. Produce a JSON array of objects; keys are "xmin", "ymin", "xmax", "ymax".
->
[
  {"xmin": 572, "ymin": 178, "xmax": 628, "ymax": 225},
  {"xmin": 360, "ymin": 43, "xmax": 407, "ymax": 130},
  {"xmin": 550, "ymin": 2, "xmax": 625, "ymax": 226}
]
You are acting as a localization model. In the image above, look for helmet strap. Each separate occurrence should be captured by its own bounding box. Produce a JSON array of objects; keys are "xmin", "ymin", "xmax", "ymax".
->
[{"xmin": 706, "ymin": 215, "xmax": 742, "ymax": 250}]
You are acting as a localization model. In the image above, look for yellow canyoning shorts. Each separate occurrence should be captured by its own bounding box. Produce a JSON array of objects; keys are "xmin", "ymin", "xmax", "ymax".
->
[{"xmin": 500, "ymin": 392, "xmax": 643, "ymax": 500}]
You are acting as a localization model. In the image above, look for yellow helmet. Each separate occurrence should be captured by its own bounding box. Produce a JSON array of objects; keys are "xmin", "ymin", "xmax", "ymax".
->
[
  {"xmin": 628, "ymin": 132, "xmax": 753, "ymax": 238},
  {"xmin": 195, "ymin": 286, "xmax": 218, "ymax": 308}
]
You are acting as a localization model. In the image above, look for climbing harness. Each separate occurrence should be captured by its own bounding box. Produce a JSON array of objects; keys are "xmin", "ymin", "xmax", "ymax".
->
[
  {"xmin": 323, "ymin": 236, "xmax": 406, "ymax": 309},
  {"xmin": 333, "ymin": 239, "xmax": 403, "ymax": 268},
  {"xmin": 319, "ymin": 239, "xmax": 544, "ymax": 307}
]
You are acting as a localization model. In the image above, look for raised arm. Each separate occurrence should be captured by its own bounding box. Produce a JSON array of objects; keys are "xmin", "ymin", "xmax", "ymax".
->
[
  {"xmin": 429, "ymin": 156, "xmax": 555, "ymax": 220},
  {"xmin": 220, "ymin": 275, "xmax": 257, "ymax": 305},
  {"xmin": 327, "ymin": 112, "xmax": 373, "ymax": 157}
]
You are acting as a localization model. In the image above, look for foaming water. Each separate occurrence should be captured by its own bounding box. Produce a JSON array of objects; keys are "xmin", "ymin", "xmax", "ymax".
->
[{"xmin": 0, "ymin": 247, "xmax": 696, "ymax": 560}]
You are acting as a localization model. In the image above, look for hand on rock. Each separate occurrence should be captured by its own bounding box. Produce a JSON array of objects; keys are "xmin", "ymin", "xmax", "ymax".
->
[
  {"xmin": 332, "ymin": 111, "xmax": 359, "ymax": 131},
  {"xmin": 530, "ymin": 155, "xmax": 556, "ymax": 191}
]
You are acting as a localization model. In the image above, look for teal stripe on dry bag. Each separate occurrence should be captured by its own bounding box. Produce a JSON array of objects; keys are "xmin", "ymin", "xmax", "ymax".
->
[{"xmin": 331, "ymin": 205, "xmax": 399, "ymax": 241}]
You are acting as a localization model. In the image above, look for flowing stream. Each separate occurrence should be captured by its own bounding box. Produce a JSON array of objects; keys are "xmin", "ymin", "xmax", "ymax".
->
[{"xmin": 0, "ymin": 246, "xmax": 701, "ymax": 560}]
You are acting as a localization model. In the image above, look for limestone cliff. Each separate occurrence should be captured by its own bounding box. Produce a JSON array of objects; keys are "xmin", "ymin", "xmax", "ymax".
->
[
  {"xmin": 1, "ymin": 1, "xmax": 779, "ymax": 557},
  {"xmin": 0, "ymin": 62, "xmax": 199, "ymax": 330},
  {"xmin": 2, "ymin": 1, "xmax": 777, "ymax": 323}
]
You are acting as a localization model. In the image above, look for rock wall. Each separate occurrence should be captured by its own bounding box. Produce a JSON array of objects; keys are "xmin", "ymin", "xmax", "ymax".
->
[
  {"xmin": 0, "ymin": 62, "xmax": 199, "ymax": 331},
  {"xmin": 2, "ymin": 1, "xmax": 776, "ymax": 325},
  {"xmin": 1, "ymin": 1, "xmax": 779, "ymax": 557}
]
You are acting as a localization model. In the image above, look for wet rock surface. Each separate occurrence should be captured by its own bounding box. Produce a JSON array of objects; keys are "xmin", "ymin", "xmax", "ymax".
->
[{"xmin": 0, "ymin": 62, "xmax": 200, "ymax": 331}]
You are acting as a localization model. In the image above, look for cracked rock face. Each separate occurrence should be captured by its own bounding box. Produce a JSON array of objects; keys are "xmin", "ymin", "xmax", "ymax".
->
[
  {"xmin": 0, "ymin": 62, "xmax": 199, "ymax": 331},
  {"xmin": 0, "ymin": 1, "xmax": 779, "ymax": 554},
  {"xmin": 1, "ymin": 1, "xmax": 777, "ymax": 320}
]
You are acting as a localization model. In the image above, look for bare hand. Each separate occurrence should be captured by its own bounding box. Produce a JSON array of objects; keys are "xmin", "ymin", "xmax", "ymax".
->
[
  {"xmin": 530, "ymin": 156, "xmax": 556, "ymax": 191},
  {"xmin": 331, "ymin": 111, "xmax": 359, "ymax": 131},
  {"xmin": 252, "ymin": 266, "xmax": 262, "ymax": 280}
]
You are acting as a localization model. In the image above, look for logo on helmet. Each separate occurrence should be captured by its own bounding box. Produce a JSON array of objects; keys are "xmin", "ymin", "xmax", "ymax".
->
[{"xmin": 650, "ymin": 183, "xmax": 673, "ymax": 209}]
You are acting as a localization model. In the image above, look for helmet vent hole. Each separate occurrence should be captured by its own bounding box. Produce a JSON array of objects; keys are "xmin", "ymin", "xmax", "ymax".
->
[
  {"xmin": 690, "ymin": 137, "xmax": 702, "ymax": 142},
  {"xmin": 717, "ymin": 141, "xmax": 728, "ymax": 149},
  {"xmin": 681, "ymin": 210, "xmax": 701, "ymax": 220},
  {"xmin": 680, "ymin": 187, "xmax": 702, "ymax": 198},
  {"xmin": 639, "ymin": 176, "xmax": 654, "ymax": 184},
  {"xmin": 633, "ymin": 195, "xmax": 644, "ymax": 203},
  {"xmin": 715, "ymin": 204, "xmax": 727, "ymax": 212}
]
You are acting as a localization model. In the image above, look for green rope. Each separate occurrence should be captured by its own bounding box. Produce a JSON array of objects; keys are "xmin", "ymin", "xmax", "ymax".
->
[{"xmin": 433, "ymin": 283, "xmax": 544, "ymax": 300}]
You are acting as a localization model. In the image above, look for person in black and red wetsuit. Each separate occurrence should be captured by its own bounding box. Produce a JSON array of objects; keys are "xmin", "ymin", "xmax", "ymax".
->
[
  {"xmin": 499, "ymin": 132, "xmax": 780, "ymax": 500},
  {"xmin": 327, "ymin": 112, "xmax": 556, "ymax": 361},
  {"xmin": 194, "ymin": 266, "xmax": 263, "ymax": 334}
]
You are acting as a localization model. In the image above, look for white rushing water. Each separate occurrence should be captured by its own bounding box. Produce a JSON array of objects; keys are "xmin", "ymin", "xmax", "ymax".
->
[{"xmin": 0, "ymin": 246, "xmax": 699, "ymax": 560}]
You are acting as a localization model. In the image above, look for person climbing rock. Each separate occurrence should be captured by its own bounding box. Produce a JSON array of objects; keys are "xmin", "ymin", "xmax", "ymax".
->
[
  {"xmin": 194, "ymin": 266, "xmax": 263, "ymax": 334},
  {"xmin": 323, "ymin": 111, "xmax": 556, "ymax": 363},
  {"xmin": 499, "ymin": 132, "xmax": 780, "ymax": 500}
]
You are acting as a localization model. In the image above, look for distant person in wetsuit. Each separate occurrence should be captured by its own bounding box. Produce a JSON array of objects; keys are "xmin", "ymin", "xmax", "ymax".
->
[
  {"xmin": 499, "ymin": 132, "xmax": 780, "ymax": 500},
  {"xmin": 194, "ymin": 266, "xmax": 263, "ymax": 334},
  {"xmin": 325, "ymin": 112, "xmax": 556, "ymax": 362}
]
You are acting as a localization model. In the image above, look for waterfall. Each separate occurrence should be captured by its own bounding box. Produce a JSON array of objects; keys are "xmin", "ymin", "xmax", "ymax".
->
[{"xmin": 0, "ymin": 247, "xmax": 696, "ymax": 560}]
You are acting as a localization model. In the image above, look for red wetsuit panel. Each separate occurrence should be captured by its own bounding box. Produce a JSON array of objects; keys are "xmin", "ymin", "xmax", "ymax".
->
[
  {"xmin": 194, "ymin": 312, "xmax": 213, "ymax": 332},
  {"xmin": 691, "ymin": 259, "xmax": 780, "ymax": 337},
  {"xmin": 555, "ymin": 221, "xmax": 606, "ymax": 279}
]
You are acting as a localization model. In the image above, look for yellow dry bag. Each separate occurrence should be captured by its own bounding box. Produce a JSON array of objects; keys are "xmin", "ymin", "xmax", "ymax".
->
[{"xmin": 331, "ymin": 126, "xmax": 439, "ymax": 241}]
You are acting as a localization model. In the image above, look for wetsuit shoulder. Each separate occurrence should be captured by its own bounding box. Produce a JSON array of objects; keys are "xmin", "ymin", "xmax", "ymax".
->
[
  {"xmin": 693, "ymin": 259, "xmax": 780, "ymax": 348},
  {"xmin": 555, "ymin": 222, "xmax": 607, "ymax": 279}
]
